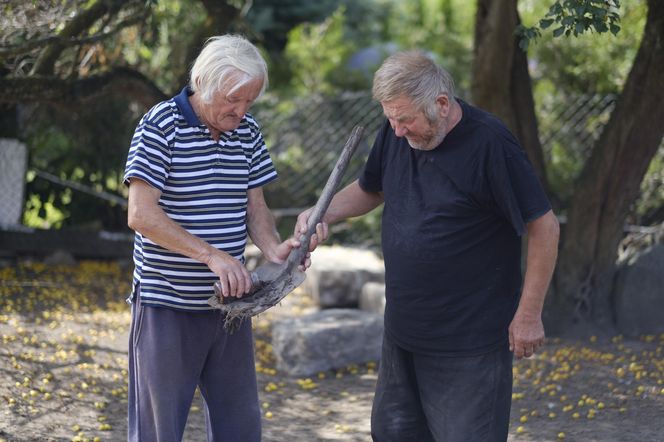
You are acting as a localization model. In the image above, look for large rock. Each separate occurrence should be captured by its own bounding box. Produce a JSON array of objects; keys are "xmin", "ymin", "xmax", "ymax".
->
[
  {"xmin": 304, "ymin": 246, "xmax": 384, "ymax": 308},
  {"xmin": 614, "ymin": 244, "xmax": 664, "ymax": 336},
  {"xmin": 359, "ymin": 282, "xmax": 386, "ymax": 315},
  {"xmin": 271, "ymin": 309, "xmax": 383, "ymax": 376}
]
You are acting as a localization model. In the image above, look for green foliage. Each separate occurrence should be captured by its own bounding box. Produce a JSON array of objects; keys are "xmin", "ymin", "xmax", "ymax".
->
[
  {"xmin": 518, "ymin": 0, "xmax": 622, "ymax": 50},
  {"xmin": 247, "ymin": 0, "xmax": 340, "ymax": 53},
  {"xmin": 23, "ymin": 96, "xmax": 139, "ymax": 230},
  {"xmin": 120, "ymin": 0, "xmax": 207, "ymax": 92},
  {"xmin": 281, "ymin": 0, "xmax": 474, "ymax": 96},
  {"xmin": 381, "ymin": 0, "xmax": 474, "ymax": 92},
  {"xmin": 524, "ymin": 1, "xmax": 644, "ymax": 96},
  {"xmin": 519, "ymin": 1, "xmax": 647, "ymax": 207},
  {"xmin": 284, "ymin": 6, "xmax": 359, "ymax": 95}
]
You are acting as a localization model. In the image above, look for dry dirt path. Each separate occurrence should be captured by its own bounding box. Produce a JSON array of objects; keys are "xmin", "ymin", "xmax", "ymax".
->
[{"xmin": 1, "ymin": 261, "xmax": 663, "ymax": 441}]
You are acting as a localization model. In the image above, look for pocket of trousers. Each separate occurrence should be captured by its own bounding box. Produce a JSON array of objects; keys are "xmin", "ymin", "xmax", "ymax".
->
[{"xmin": 131, "ymin": 285, "xmax": 147, "ymax": 348}]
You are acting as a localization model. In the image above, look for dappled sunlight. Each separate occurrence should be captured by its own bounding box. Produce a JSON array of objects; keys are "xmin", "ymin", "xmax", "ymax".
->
[{"xmin": 1, "ymin": 263, "xmax": 663, "ymax": 441}]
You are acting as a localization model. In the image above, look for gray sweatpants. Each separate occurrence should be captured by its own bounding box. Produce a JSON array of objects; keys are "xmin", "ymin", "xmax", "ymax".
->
[{"xmin": 128, "ymin": 289, "xmax": 261, "ymax": 442}]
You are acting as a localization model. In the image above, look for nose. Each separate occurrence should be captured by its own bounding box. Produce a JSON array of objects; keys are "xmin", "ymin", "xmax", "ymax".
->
[
  {"xmin": 394, "ymin": 123, "xmax": 408, "ymax": 137},
  {"xmin": 234, "ymin": 102, "xmax": 251, "ymax": 118}
]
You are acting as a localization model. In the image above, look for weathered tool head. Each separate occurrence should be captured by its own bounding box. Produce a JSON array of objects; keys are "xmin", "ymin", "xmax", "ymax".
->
[{"xmin": 208, "ymin": 261, "xmax": 306, "ymax": 331}]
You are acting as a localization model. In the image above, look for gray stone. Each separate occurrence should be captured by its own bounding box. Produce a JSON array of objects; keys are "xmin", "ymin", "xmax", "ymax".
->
[
  {"xmin": 359, "ymin": 282, "xmax": 386, "ymax": 315},
  {"xmin": 271, "ymin": 309, "xmax": 383, "ymax": 376},
  {"xmin": 303, "ymin": 246, "xmax": 384, "ymax": 308},
  {"xmin": 43, "ymin": 249, "xmax": 76, "ymax": 266},
  {"xmin": 614, "ymin": 244, "xmax": 664, "ymax": 336}
]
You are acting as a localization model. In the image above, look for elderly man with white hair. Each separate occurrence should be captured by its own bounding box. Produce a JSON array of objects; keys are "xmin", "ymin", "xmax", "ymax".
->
[{"xmin": 124, "ymin": 34, "xmax": 306, "ymax": 441}]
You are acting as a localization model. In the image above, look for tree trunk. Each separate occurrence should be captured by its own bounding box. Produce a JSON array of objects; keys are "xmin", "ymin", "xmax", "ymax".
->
[
  {"xmin": 0, "ymin": 68, "xmax": 166, "ymax": 109},
  {"xmin": 471, "ymin": 0, "xmax": 550, "ymax": 193},
  {"xmin": 553, "ymin": 0, "xmax": 664, "ymax": 329},
  {"xmin": 31, "ymin": 0, "xmax": 128, "ymax": 75},
  {"xmin": 174, "ymin": 0, "xmax": 243, "ymax": 90}
]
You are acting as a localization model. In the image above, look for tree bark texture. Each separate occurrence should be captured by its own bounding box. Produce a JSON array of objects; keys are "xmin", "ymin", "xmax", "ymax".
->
[
  {"xmin": 175, "ymin": 0, "xmax": 243, "ymax": 89},
  {"xmin": 471, "ymin": 0, "xmax": 549, "ymax": 191},
  {"xmin": 555, "ymin": 0, "xmax": 664, "ymax": 326},
  {"xmin": 31, "ymin": 0, "xmax": 131, "ymax": 75},
  {"xmin": 0, "ymin": 68, "xmax": 166, "ymax": 109}
]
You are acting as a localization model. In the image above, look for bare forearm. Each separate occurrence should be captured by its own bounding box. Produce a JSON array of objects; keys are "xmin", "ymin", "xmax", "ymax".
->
[
  {"xmin": 128, "ymin": 199, "xmax": 216, "ymax": 265},
  {"xmin": 127, "ymin": 178, "xmax": 256, "ymax": 296},
  {"xmin": 518, "ymin": 210, "xmax": 560, "ymax": 317},
  {"xmin": 323, "ymin": 180, "xmax": 383, "ymax": 224},
  {"xmin": 246, "ymin": 194, "xmax": 281, "ymax": 261}
]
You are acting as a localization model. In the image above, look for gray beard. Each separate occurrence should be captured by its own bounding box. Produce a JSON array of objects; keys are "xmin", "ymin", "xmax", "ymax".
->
[{"xmin": 407, "ymin": 128, "xmax": 447, "ymax": 151}]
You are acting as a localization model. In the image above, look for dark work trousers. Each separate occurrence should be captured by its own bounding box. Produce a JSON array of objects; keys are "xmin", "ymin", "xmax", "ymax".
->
[
  {"xmin": 127, "ymin": 288, "xmax": 261, "ymax": 442},
  {"xmin": 371, "ymin": 333, "xmax": 513, "ymax": 442}
]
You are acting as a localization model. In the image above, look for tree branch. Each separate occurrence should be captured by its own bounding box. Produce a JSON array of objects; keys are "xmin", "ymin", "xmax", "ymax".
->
[
  {"xmin": 0, "ymin": 11, "xmax": 147, "ymax": 59},
  {"xmin": 0, "ymin": 67, "xmax": 167, "ymax": 109},
  {"xmin": 31, "ymin": 0, "xmax": 144, "ymax": 75}
]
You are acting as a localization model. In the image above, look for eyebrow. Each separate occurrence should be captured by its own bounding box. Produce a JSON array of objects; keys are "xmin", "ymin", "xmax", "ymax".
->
[{"xmin": 385, "ymin": 113, "xmax": 415, "ymax": 123}]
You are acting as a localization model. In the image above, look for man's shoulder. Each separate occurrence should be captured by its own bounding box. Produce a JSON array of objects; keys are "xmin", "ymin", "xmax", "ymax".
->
[
  {"xmin": 243, "ymin": 112, "xmax": 260, "ymax": 129},
  {"xmin": 142, "ymin": 99, "xmax": 180, "ymax": 129},
  {"xmin": 457, "ymin": 100, "xmax": 521, "ymax": 154},
  {"xmin": 232, "ymin": 113, "xmax": 264, "ymax": 144},
  {"xmin": 459, "ymin": 101, "xmax": 507, "ymax": 135}
]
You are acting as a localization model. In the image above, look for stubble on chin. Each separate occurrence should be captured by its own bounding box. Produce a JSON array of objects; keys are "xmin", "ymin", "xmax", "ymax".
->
[{"xmin": 408, "ymin": 129, "xmax": 446, "ymax": 151}]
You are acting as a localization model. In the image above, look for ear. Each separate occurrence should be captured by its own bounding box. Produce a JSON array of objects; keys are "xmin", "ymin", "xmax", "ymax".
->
[{"xmin": 436, "ymin": 94, "xmax": 450, "ymax": 118}]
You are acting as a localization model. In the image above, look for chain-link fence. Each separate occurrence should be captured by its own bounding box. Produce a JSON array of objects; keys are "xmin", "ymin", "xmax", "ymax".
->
[
  {"xmin": 11, "ymin": 92, "xmax": 660, "ymax": 222},
  {"xmin": 254, "ymin": 92, "xmax": 384, "ymax": 213},
  {"xmin": 254, "ymin": 92, "xmax": 627, "ymax": 212},
  {"xmin": 539, "ymin": 93, "xmax": 617, "ymax": 162}
]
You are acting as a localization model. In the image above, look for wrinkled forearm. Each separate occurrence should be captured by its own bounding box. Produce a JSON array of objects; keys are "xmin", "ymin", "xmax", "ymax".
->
[
  {"xmin": 517, "ymin": 210, "xmax": 560, "ymax": 317},
  {"xmin": 127, "ymin": 179, "xmax": 217, "ymax": 265},
  {"xmin": 246, "ymin": 187, "xmax": 282, "ymax": 261}
]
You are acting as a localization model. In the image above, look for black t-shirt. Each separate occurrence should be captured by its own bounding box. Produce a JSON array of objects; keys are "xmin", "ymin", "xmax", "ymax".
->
[{"xmin": 359, "ymin": 99, "xmax": 551, "ymax": 355}]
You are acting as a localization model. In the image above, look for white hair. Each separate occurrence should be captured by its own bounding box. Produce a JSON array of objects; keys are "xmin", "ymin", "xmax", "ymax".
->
[
  {"xmin": 373, "ymin": 50, "xmax": 456, "ymax": 122},
  {"xmin": 190, "ymin": 35, "xmax": 268, "ymax": 103}
]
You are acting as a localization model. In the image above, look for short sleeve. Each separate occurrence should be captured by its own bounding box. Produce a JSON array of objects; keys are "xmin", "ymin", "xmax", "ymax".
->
[
  {"xmin": 487, "ymin": 137, "xmax": 551, "ymax": 236},
  {"xmin": 124, "ymin": 114, "xmax": 172, "ymax": 192},
  {"xmin": 247, "ymin": 124, "xmax": 277, "ymax": 189},
  {"xmin": 359, "ymin": 120, "xmax": 390, "ymax": 193}
]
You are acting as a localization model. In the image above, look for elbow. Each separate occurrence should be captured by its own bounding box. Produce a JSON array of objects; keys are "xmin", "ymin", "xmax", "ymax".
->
[
  {"xmin": 127, "ymin": 210, "xmax": 139, "ymax": 232},
  {"xmin": 127, "ymin": 203, "xmax": 146, "ymax": 233}
]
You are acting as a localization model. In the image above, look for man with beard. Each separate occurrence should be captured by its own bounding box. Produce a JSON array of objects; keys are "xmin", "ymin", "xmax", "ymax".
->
[{"xmin": 295, "ymin": 50, "xmax": 559, "ymax": 441}]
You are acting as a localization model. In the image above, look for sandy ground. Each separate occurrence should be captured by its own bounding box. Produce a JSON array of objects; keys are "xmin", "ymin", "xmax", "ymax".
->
[{"xmin": 1, "ymin": 260, "xmax": 663, "ymax": 442}]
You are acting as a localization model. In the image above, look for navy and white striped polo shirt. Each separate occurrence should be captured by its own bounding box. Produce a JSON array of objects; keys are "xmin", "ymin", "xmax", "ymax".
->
[{"xmin": 124, "ymin": 87, "xmax": 278, "ymax": 311}]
